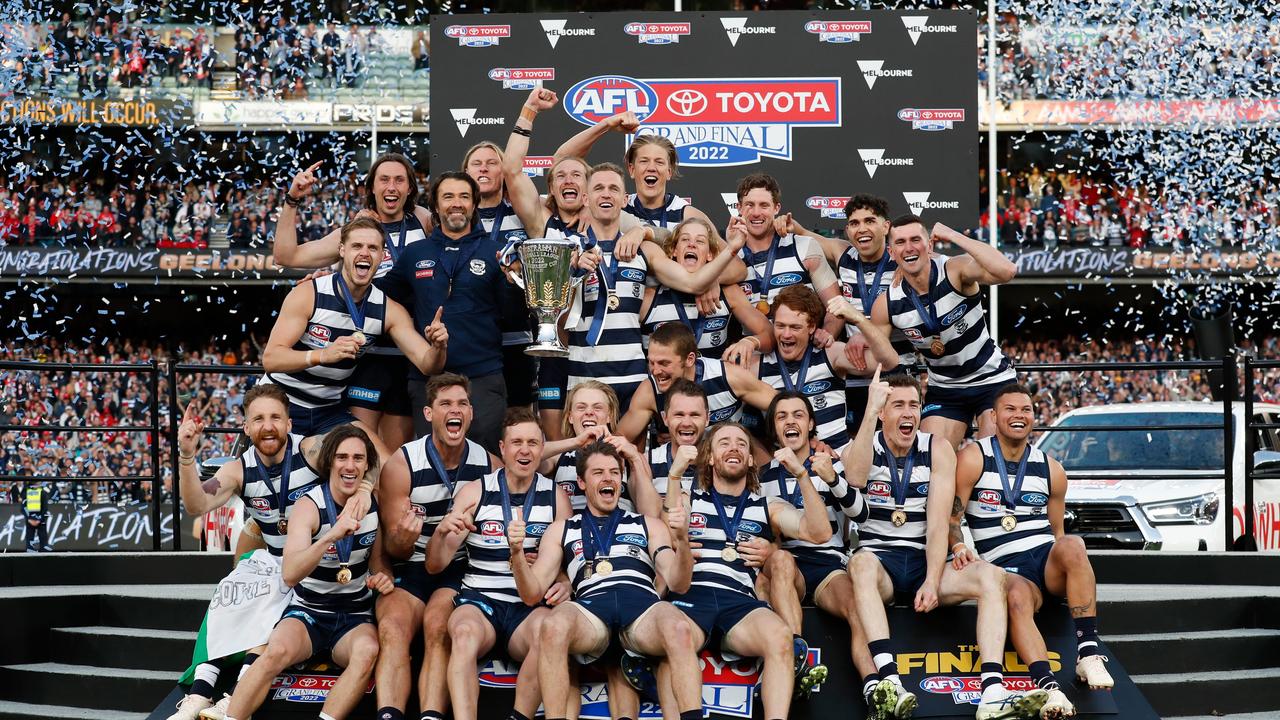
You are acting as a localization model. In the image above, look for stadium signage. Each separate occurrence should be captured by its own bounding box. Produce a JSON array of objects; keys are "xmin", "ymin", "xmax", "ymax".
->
[
  {"xmin": 0, "ymin": 503, "xmax": 192, "ymax": 551},
  {"xmin": 804, "ymin": 20, "xmax": 872, "ymax": 43},
  {"xmin": 0, "ymin": 248, "xmax": 302, "ymax": 282},
  {"xmin": 332, "ymin": 103, "xmax": 428, "ymax": 125},
  {"xmin": 900, "ymin": 15, "xmax": 959, "ymax": 45},
  {"xmin": 898, "ymin": 107, "xmax": 965, "ymax": 131},
  {"xmin": 0, "ymin": 96, "xmax": 185, "ymax": 126},
  {"xmin": 623, "ymin": 22, "xmax": 692, "ymax": 44},
  {"xmin": 444, "ymin": 24, "xmax": 512, "ymax": 47},
  {"xmin": 720, "ymin": 17, "xmax": 778, "ymax": 46},
  {"xmin": 565, "ymin": 75, "xmax": 841, "ymax": 167},
  {"xmin": 488, "ymin": 67, "xmax": 556, "ymax": 90},
  {"xmin": 540, "ymin": 19, "xmax": 596, "ymax": 48},
  {"xmin": 858, "ymin": 148, "xmax": 915, "ymax": 178},
  {"xmin": 856, "ymin": 60, "xmax": 913, "ymax": 89}
]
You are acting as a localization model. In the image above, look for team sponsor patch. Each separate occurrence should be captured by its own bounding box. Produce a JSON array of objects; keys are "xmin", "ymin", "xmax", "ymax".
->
[
  {"xmin": 769, "ymin": 272, "xmax": 803, "ymax": 287},
  {"xmin": 469, "ymin": 259, "xmax": 487, "ymax": 276}
]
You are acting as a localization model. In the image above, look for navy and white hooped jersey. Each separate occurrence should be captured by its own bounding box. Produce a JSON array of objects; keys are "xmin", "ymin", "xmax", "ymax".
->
[
  {"xmin": 624, "ymin": 193, "xmax": 688, "ymax": 229},
  {"xmin": 293, "ymin": 485, "xmax": 380, "ymax": 614},
  {"xmin": 837, "ymin": 249, "xmax": 918, "ymax": 388},
  {"xmin": 642, "ymin": 287, "xmax": 734, "ymax": 359},
  {"xmin": 758, "ymin": 346, "xmax": 849, "ymax": 450},
  {"xmin": 738, "ymin": 233, "xmax": 816, "ymax": 309},
  {"xmin": 966, "ymin": 438, "xmax": 1055, "ymax": 564},
  {"xmin": 651, "ymin": 358, "xmax": 743, "ymax": 435},
  {"xmin": 566, "ymin": 236, "xmax": 649, "ymax": 394},
  {"xmin": 758, "ymin": 457, "xmax": 865, "ymax": 563},
  {"xmin": 262, "ymin": 274, "xmax": 387, "ymax": 408},
  {"xmin": 376, "ymin": 213, "xmax": 429, "ymax": 279},
  {"xmin": 859, "ymin": 431, "xmax": 935, "ymax": 554},
  {"xmin": 562, "ymin": 510, "xmax": 659, "ymax": 599},
  {"xmin": 238, "ymin": 433, "xmax": 321, "ymax": 557},
  {"xmin": 478, "ymin": 200, "xmax": 533, "ymax": 347},
  {"xmin": 552, "ymin": 450, "xmax": 636, "ymax": 514},
  {"xmin": 686, "ymin": 487, "xmax": 773, "ymax": 596},
  {"xmin": 885, "ymin": 256, "xmax": 1015, "ymax": 390},
  {"xmin": 646, "ymin": 442, "xmax": 698, "ymax": 498},
  {"xmin": 462, "ymin": 471, "xmax": 558, "ymax": 604},
  {"xmin": 402, "ymin": 436, "xmax": 491, "ymax": 564}
]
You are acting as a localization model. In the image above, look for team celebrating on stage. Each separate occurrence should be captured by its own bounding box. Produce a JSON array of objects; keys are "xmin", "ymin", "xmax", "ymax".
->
[{"xmin": 170, "ymin": 87, "xmax": 1114, "ymax": 720}]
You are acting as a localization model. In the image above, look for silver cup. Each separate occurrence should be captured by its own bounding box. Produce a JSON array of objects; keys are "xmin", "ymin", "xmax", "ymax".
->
[{"xmin": 514, "ymin": 237, "xmax": 577, "ymax": 357}]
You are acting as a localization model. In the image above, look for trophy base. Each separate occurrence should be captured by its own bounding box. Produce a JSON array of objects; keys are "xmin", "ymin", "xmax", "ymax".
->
[{"xmin": 524, "ymin": 342, "xmax": 569, "ymax": 358}]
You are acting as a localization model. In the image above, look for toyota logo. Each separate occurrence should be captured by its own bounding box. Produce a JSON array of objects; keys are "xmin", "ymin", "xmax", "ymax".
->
[{"xmin": 666, "ymin": 89, "xmax": 708, "ymax": 117}]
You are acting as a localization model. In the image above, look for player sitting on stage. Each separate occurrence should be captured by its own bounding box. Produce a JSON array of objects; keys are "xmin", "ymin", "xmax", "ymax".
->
[
  {"xmin": 223, "ymin": 425, "xmax": 393, "ymax": 720},
  {"xmin": 953, "ymin": 383, "xmax": 1114, "ymax": 719}
]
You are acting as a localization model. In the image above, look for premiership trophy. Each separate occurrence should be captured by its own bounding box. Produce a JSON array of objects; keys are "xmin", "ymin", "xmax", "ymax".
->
[{"xmin": 514, "ymin": 237, "xmax": 577, "ymax": 357}]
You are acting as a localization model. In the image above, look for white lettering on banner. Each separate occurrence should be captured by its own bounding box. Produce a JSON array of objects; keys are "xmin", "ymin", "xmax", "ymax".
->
[
  {"xmin": 804, "ymin": 20, "xmax": 872, "ymax": 43},
  {"xmin": 720, "ymin": 17, "xmax": 777, "ymax": 47},
  {"xmin": 857, "ymin": 60, "xmax": 914, "ymax": 90},
  {"xmin": 722, "ymin": 193, "xmax": 740, "ymax": 215},
  {"xmin": 331, "ymin": 103, "xmax": 426, "ymax": 125},
  {"xmin": 450, "ymin": 108, "xmax": 506, "ymax": 137},
  {"xmin": 902, "ymin": 192, "xmax": 960, "ymax": 215},
  {"xmin": 898, "ymin": 107, "xmax": 965, "ymax": 131},
  {"xmin": 540, "ymin": 19, "xmax": 596, "ymax": 48},
  {"xmin": 901, "ymin": 15, "xmax": 959, "ymax": 45},
  {"xmin": 444, "ymin": 24, "xmax": 511, "ymax": 47},
  {"xmin": 713, "ymin": 91, "xmax": 830, "ymax": 114},
  {"xmin": 0, "ymin": 504, "xmax": 175, "ymax": 550},
  {"xmin": 1005, "ymin": 248, "xmax": 1132, "ymax": 276},
  {"xmin": 857, "ymin": 148, "xmax": 916, "ymax": 179},
  {"xmin": 0, "ymin": 247, "xmax": 158, "ymax": 276}
]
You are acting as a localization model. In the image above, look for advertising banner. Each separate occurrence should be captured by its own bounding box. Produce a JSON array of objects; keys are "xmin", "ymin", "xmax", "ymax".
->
[
  {"xmin": 0, "ymin": 502, "xmax": 194, "ymax": 551},
  {"xmin": 430, "ymin": 11, "xmax": 978, "ymax": 232},
  {"xmin": 0, "ymin": 247, "xmax": 303, "ymax": 282}
]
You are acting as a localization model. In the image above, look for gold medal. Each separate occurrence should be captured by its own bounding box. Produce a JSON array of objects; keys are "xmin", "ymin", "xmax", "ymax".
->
[
  {"xmin": 1001, "ymin": 514, "xmax": 1017, "ymax": 532},
  {"xmin": 755, "ymin": 300, "xmax": 770, "ymax": 315},
  {"xmin": 277, "ymin": 519, "xmax": 288, "ymax": 534},
  {"xmin": 891, "ymin": 508, "xmax": 908, "ymax": 527},
  {"xmin": 930, "ymin": 337, "xmax": 945, "ymax": 356},
  {"xmin": 352, "ymin": 331, "xmax": 367, "ymax": 346},
  {"xmin": 721, "ymin": 545, "xmax": 739, "ymax": 562},
  {"xmin": 595, "ymin": 559, "xmax": 614, "ymax": 576},
  {"xmin": 336, "ymin": 564, "xmax": 352, "ymax": 584},
  {"xmin": 607, "ymin": 293, "xmax": 620, "ymax": 310}
]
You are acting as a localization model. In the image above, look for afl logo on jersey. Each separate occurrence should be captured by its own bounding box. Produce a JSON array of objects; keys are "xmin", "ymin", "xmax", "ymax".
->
[
  {"xmin": 307, "ymin": 324, "xmax": 331, "ymax": 342},
  {"xmin": 481, "ymin": 520, "xmax": 505, "ymax": 537},
  {"xmin": 571, "ymin": 539, "xmax": 584, "ymax": 556},
  {"xmin": 689, "ymin": 513, "xmax": 708, "ymax": 529},
  {"xmin": 411, "ymin": 504, "xmax": 426, "ymax": 518},
  {"xmin": 977, "ymin": 489, "xmax": 1002, "ymax": 507},
  {"xmin": 801, "ymin": 380, "xmax": 831, "ymax": 394},
  {"xmin": 250, "ymin": 498, "xmax": 271, "ymax": 512},
  {"xmin": 868, "ymin": 481, "xmax": 891, "ymax": 496}
]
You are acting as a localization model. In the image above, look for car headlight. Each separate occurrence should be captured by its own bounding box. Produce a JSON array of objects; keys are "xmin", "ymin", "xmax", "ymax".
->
[{"xmin": 1141, "ymin": 493, "xmax": 1220, "ymax": 525}]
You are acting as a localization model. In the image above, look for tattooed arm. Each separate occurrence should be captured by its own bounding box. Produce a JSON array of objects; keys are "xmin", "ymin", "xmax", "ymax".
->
[{"xmin": 950, "ymin": 443, "xmax": 984, "ymax": 568}]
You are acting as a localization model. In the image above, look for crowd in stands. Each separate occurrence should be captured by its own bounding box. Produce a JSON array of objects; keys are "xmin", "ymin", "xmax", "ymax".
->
[
  {"xmin": 230, "ymin": 16, "xmax": 396, "ymax": 99},
  {"xmin": 979, "ymin": 168, "xmax": 1280, "ymax": 250},
  {"xmin": 5, "ymin": 331, "xmax": 1280, "ymax": 509},
  {"xmin": 0, "ymin": 172, "xmax": 367, "ymax": 248}
]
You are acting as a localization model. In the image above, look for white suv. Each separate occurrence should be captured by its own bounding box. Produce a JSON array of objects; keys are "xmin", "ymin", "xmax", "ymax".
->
[{"xmin": 1033, "ymin": 401, "xmax": 1280, "ymax": 551}]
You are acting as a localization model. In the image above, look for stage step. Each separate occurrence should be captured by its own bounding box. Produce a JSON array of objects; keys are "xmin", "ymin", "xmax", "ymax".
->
[
  {"xmin": 0, "ymin": 662, "xmax": 178, "ymax": 712},
  {"xmin": 98, "ymin": 593, "xmax": 211, "ymax": 632},
  {"xmin": 0, "ymin": 700, "xmax": 144, "ymax": 720},
  {"xmin": 50, "ymin": 626, "xmax": 197, "ymax": 672},
  {"xmin": 1132, "ymin": 666, "xmax": 1280, "ymax": 717},
  {"xmin": 1107, "ymin": 628, "xmax": 1280, "ymax": 674}
]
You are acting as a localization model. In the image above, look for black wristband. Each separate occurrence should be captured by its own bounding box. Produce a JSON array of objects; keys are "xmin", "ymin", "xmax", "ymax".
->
[
  {"xmin": 653, "ymin": 545, "xmax": 674, "ymax": 556},
  {"xmin": 511, "ymin": 125, "xmax": 532, "ymax": 137},
  {"xmin": 283, "ymin": 192, "xmax": 303, "ymax": 207}
]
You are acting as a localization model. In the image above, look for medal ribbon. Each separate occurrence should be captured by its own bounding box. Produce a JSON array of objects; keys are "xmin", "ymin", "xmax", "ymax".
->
[
  {"xmin": 902, "ymin": 261, "xmax": 942, "ymax": 337},
  {"xmin": 709, "ymin": 485, "xmax": 751, "ymax": 550},
  {"xmin": 631, "ymin": 194, "xmax": 672, "ymax": 228},
  {"xmin": 485, "ymin": 202, "xmax": 507, "ymax": 247},
  {"xmin": 320, "ymin": 479, "xmax": 353, "ymax": 568},
  {"xmin": 785, "ymin": 458, "xmax": 814, "ymax": 506},
  {"xmin": 586, "ymin": 228, "xmax": 621, "ymax": 347},
  {"xmin": 385, "ymin": 217, "xmax": 409, "ymax": 263},
  {"xmin": 332, "ymin": 272, "xmax": 368, "ymax": 332},
  {"xmin": 991, "ymin": 442, "xmax": 1031, "ymax": 513},
  {"xmin": 853, "ymin": 252, "xmax": 890, "ymax": 316},
  {"xmin": 773, "ymin": 345, "xmax": 814, "ymax": 393},
  {"xmin": 752, "ymin": 234, "xmax": 783, "ymax": 306},
  {"xmin": 580, "ymin": 507, "xmax": 622, "ymax": 563},
  {"xmin": 669, "ymin": 290, "xmax": 707, "ymax": 345},
  {"xmin": 881, "ymin": 432, "xmax": 916, "ymax": 511},
  {"xmin": 497, "ymin": 469, "xmax": 540, "ymax": 531},
  {"xmin": 423, "ymin": 434, "xmax": 457, "ymax": 494},
  {"xmin": 439, "ymin": 234, "xmax": 482, "ymax": 301},
  {"xmin": 255, "ymin": 435, "xmax": 293, "ymax": 525}
]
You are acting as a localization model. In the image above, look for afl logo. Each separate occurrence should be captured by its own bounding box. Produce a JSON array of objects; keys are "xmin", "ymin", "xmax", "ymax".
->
[
  {"xmin": 307, "ymin": 324, "xmax": 330, "ymax": 342},
  {"xmin": 571, "ymin": 540, "xmax": 584, "ymax": 556},
  {"xmin": 922, "ymin": 676, "xmax": 964, "ymax": 693},
  {"xmin": 250, "ymin": 498, "xmax": 270, "ymax": 512},
  {"xmin": 868, "ymin": 481, "xmax": 891, "ymax": 496},
  {"xmin": 689, "ymin": 513, "xmax": 708, "ymax": 529},
  {"xmin": 704, "ymin": 317, "xmax": 728, "ymax": 331},
  {"xmin": 801, "ymin": 380, "xmax": 831, "ymax": 394},
  {"xmin": 666, "ymin": 89, "xmax": 708, "ymax": 117},
  {"xmin": 411, "ymin": 504, "xmax": 426, "ymax": 518},
  {"xmin": 566, "ymin": 76, "xmax": 657, "ymax": 125},
  {"xmin": 977, "ymin": 489, "xmax": 1002, "ymax": 506},
  {"xmin": 1021, "ymin": 492, "xmax": 1048, "ymax": 506},
  {"xmin": 770, "ymin": 272, "xmax": 803, "ymax": 287},
  {"xmin": 941, "ymin": 305, "xmax": 966, "ymax": 326},
  {"xmin": 481, "ymin": 520, "xmax": 505, "ymax": 537}
]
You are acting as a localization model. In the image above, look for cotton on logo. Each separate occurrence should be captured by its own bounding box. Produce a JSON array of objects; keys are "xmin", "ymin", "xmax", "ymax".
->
[
  {"xmin": 666, "ymin": 89, "xmax": 708, "ymax": 117},
  {"xmin": 857, "ymin": 148, "xmax": 915, "ymax": 179},
  {"xmin": 720, "ymin": 17, "xmax": 776, "ymax": 47},
  {"xmin": 857, "ymin": 60, "xmax": 913, "ymax": 90},
  {"xmin": 901, "ymin": 15, "xmax": 958, "ymax": 45}
]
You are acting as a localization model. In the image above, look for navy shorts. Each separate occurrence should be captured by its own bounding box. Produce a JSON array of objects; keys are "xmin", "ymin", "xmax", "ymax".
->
[
  {"xmin": 921, "ymin": 380, "xmax": 1006, "ymax": 423},
  {"xmin": 538, "ymin": 356, "xmax": 569, "ymax": 411},
  {"xmin": 454, "ymin": 589, "xmax": 539, "ymax": 648},
  {"xmin": 668, "ymin": 586, "xmax": 768, "ymax": 649},
  {"xmin": 576, "ymin": 587, "xmax": 660, "ymax": 633},
  {"xmin": 793, "ymin": 552, "xmax": 847, "ymax": 605},
  {"xmin": 860, "ymin": 547, "xmax": 928, "ymax": 603},
  {"xmin": 393, "ymin": 559, "xmax": 465, "ymax": 603},
  {"xmin": 287, "ymin": 401, "xmax": 356, "ymax": 437},
  {"xmin": 279, "ymin": 604, "xmax": 372, "ymax": 656},
  {"xmin": 993, "ymin": 542, "xmax": 1055, "ymax": 596},
  {"xmin": 345, "ymin": 352, "xmax": 412, "ymax": 416}
]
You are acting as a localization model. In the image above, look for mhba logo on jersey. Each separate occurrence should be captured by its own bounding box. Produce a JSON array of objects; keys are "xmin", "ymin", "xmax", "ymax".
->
[
  {"xmin": 903, "ymin": 192, "xmax": 960, "ymax": 216},
  {"xmin": 444, "ymin": 24, "xmax": 511, "ymax": 47},
  {"xmin": 565, "ymin": 75, "xmax": 841, "ymax": 167},
  {"xmin": 804, "ymin": 20, "xmax": 871, "ymax": 43},
  {"xmin": 623, "ymin": 21, "xmax": 692, "ymax": 44},
  {"xmin": 901, "ymin": 15, "xmax": 959, "ymax": 45}
]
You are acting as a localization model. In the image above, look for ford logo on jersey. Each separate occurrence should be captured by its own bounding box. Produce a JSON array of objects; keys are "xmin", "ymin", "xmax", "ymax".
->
[
  {"xmin": 916, "ymin": 483, "xmax": 930, "ymax": 495},
  {"xmin": 941, "ymin": 305, "xmax": 966, "ymax": 326},
  {"xmin": 288, "ymin": 487, "xmax": 310, "ymax": 501},
  {"xmin": 704, "ymin": 317, "xmax": 729, "ymax": 331},
  {"xmin": 1021, "ymin": 492, "xmax": 1048, "ymax": 506},
  {"xmin": 801, "ymin": 380, "xmax": 831, "ymax": 394},
  {"xmin": 616, "ymin": 533, "xmax": 648, "ymax": 546},
  {"xmin": 359, "ymin": 532, "xmax": 376, "ymax": 546},
  {"xmin": 737, "ymin": 520, "xmax": 763, "ymax": 534},
  {"xmin": 710, "ymin": 406, "xmax": 736, "ymax": 422},
  {"xmin": 416, "ymin": 259, "xmax": 436, "ymax": 269},
  {"xmin": 619, "ymin": 268, "xmax": 646, "ymax": 282},
  {"xmin": 527, "ymin": 523, "xmax": 549, "ymax": 536},
  {"xmin": 770, "ymin": 272, "xmax": 803, "ymax": 287}
]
